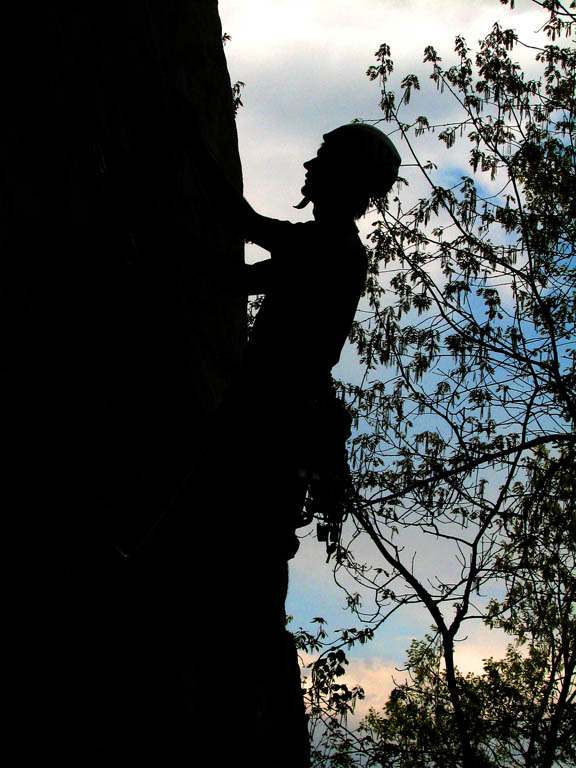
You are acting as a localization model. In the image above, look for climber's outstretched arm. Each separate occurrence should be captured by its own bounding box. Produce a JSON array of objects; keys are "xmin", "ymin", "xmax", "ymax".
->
[
  {"xmin": 169, "ymin": 91, "xmax": 292, "ymax": 257},
  {"xmin": 241, "ymin": 206, "xmax": 291, "ymax": 252},
  {"xmin": 195, "ymin": 145, "xmax": 285, "ymax": 252}
]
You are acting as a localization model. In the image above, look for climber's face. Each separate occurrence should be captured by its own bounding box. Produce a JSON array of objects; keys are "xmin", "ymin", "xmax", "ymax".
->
[{"xmin": 301, "ymin": 142, "xmax": 341, "ymax": 203}]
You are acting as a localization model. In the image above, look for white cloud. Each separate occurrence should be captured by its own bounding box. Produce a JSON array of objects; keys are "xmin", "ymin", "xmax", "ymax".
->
[{"xmin": 221, "ymin": 0, "xmax": 543, "ymax": 66}]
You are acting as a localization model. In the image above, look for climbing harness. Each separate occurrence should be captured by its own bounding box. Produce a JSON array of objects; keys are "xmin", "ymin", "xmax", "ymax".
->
[{"xmin": 292, "ymin": 389, "xmax": 357, "ymax": 562}]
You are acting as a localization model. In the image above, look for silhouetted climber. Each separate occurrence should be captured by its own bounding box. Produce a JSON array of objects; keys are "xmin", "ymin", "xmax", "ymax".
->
[{"xmin": 221, "ymin": 123, "xmax": 402, "ymax": 559}]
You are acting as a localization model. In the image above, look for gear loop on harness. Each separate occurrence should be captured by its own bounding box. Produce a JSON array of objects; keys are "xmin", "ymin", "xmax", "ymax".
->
[{"xmin": 290, "ymin": 383, "xmax": 356, "ymax": 562}]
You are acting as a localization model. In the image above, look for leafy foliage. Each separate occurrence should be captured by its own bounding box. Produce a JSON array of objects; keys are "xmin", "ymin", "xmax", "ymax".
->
[
  {"xmin": 331, "ymin": 447, "xmax": 575, "ymax": 768},
  {"xmin": 301, "ymin": 1, "xmax": 576, "ymax": 766},
  {"xmin": 222, "ymin": 32, "xmax": 245, "ymax": 116},
  {"xmin": 293, "ymin": 619, "xmax": 370, "ymax": 767}
]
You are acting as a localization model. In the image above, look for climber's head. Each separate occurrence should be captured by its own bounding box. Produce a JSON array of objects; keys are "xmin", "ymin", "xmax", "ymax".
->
[{"xmin": 296, "ymin": 123, "xmax": 401, "ymax": 219}]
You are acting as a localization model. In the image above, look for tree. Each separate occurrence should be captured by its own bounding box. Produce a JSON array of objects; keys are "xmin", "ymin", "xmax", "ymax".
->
[
  {"xmin": 297, "ymin": 1, "xmax": 575, "ymax": 766},
  {"xmin": 315, "ymin": 446, "xmax": 575, "ymax": 768}
]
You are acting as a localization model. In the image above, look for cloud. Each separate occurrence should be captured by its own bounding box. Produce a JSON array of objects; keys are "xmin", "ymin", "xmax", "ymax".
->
[
  {"xmin": 221, "ymin": 0, "xmax": 547, "ymax": 224},
  {"xmin": 299, "ymin": 650, "xmax": 404, "ymax": 719},
  {"xmin": 221, "ymin": 0, "xmax": 542, "ymax": 66},
  {"xmin": 452, "ymin": 623, "xmax": 511, "ymax": 675},
  {"xmin": 298, "ymin": 623, "xmax": 511, "ymax": 722},
  {"xmin": 342, "ymin": 656, "xmax": 405, "ymax": 716}
]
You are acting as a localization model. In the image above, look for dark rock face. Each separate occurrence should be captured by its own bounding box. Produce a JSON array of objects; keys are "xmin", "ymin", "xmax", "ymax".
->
[
  {"xmin": 3, "ymin": 0, "xmax": 244, "ymax": 551},
  {"xmin": 3, "ymin": 3, "xmax": 308, "ymax": 765}
]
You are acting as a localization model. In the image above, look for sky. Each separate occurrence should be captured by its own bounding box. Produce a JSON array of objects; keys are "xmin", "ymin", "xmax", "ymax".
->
[{"xmin": 217, "ymin": 0, "xmax": 552, "ymax": 717}]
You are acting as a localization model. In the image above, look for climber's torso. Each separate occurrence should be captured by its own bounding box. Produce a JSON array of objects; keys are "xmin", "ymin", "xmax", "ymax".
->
[{"xmin": 241, "ymin": 217, "xmax": 367, "ymax": 399}]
